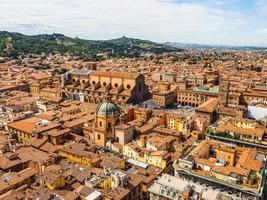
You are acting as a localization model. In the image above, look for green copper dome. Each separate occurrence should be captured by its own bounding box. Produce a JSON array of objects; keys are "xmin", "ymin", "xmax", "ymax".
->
[{"xmin": 96, "ymin": 101, "xmax": 121, "ymax": 117}]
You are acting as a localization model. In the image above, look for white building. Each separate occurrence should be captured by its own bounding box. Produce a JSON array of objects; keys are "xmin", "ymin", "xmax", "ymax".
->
[{"xmin": 247, "ymin": 102, "xmax": 267, "ymax": 120}]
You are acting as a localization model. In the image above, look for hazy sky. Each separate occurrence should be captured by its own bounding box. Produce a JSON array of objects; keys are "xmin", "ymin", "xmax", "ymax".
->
[{"xmin": 1, "ymin": 0, "xmax": 267, "ymax": 46}]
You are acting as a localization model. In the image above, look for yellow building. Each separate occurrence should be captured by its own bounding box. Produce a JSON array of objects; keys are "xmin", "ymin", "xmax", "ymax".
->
[
  {"xmin": 40, "ymin": 87, "xmax": 61, "ymax": 101},
  {"xmin": 166, "ymin": 113, "xmax": 189, "ymax": 133},
  {"xmin": 39, "ymin": 165, "xmax": 66, "ymax": 190},
  {"xmin": 234, "ymin": 119, "xmax": 254, "ymax": 129},
  {"xmin": 39, "ymin": 171, "xmax": 65, "ymax": 190},
  {"xmin": 7, "ymin": 117, "xmax": 61, "ymax": 142},
  {"xmin": 101, "ymin": 155, "xmax": 126, "ymax": 170},
  {"xmin": 123, "ymin": 143, "xmax": 171, "ymax": 169},
  {"xmin": 29, "ymin": 74, "xmax": 56, "ymax": 97},
  {"xmin": 100, "ymin": 176, "xmax": 112, "ymax": 190},
  {"xmin": 213, "ymin": 117, "xmax": 265, "ymax": 144},
  {"xmin": 58, "ymin": 143, "xmax": 99, "ymax": 165},
  {"xmin": 30, "ymin": 83, "xmax": 40, "ymax": 95}
]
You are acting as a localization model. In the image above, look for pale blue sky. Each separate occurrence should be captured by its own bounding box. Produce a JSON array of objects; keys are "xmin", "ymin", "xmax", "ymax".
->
[{"xmin": 0, "ymin": 0, "xmax": 267, "ymax": 46}]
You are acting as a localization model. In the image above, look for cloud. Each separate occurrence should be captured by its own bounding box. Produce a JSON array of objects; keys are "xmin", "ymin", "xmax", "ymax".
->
[
  {"xmin": 256, "ymin": 28, "xmax": 267, "ymax": 34},
  {"xmin": 256, "ymin": 0, "xmax": 267, "ymax": 16},
  {"xmin": 0, "ymin": 0, "xmax": 266, "ymax": 46}
]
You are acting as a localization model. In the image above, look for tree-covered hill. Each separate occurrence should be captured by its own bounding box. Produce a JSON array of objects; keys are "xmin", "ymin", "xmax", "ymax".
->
[{"xmin": 0, "ymin": 31, "xmax": 182, "ymax": 61}]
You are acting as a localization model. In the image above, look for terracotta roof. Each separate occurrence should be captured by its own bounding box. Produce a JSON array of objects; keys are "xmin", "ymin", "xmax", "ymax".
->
[
  {"xmin": 217, "ymin": 124, "xmax": 265, "ymax": 138},
  {"xmin": 213, "ymin": 166, "xmax": 249, "ymax": 176},
  {"xmin": 195, "ymin": 157, "xmax": 216, "ymax": 168},
  {"xmin": 0, "ymin": 167, "xmax": 37, "ymax": 192},
  {"xmin": 191, "ymin": 141, "xmax": 211, "ymax": 158},
  {"xmin": 59, "ymin": 143, "xmax": 97, "ymax": 158},
  {"xmin": 236, "ymin": 149, "xmax": 262, "ymax": 172},
  {"xmin": 147, "ymin": 135, "xmax": 175, "ymax": 149},
  {"xmin": 39, "ymin": 171, "xmax": 58, "ymax": 185},
  {"xmin": 103, "ymin": 173, "xmax": 143, "ymax": 200},
  {"xmin": 0, "ymin": 153, "xmax": 29, "ymax": 170},
  {"xmin": 8, "ymin": 121, "xmax": 36, "ymax": 134},
  {"xmin": 8, "ymin": 117, "xmax": 61, "ymax": 134},
  {"xmin": 195, "ymin": 98, "xmax": 218, "ymax": 113},
  {"xmin": 90, "ymin": 71, "xmax": 140, "ymax": 79},
  {"xmin": 47, "ymin": 128, "xmax": 70, "ymax": 137},
  {"xmin": 115, "ymin": 124, "xmax": 132, "ymax": 130}
]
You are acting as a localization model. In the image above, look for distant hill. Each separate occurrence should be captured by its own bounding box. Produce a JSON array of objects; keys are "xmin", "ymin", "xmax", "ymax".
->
[
  {"xmin": 0, "ymin": 31, "xmax": 182, "ymax": 61},
  {"xmin": 164, "ymin": 42, "xmax": 267, "ymax": 50}
]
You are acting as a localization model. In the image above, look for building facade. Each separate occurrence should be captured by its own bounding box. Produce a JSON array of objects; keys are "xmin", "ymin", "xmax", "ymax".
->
[{"xmin": 61, "ymin": 70, "xmax": 150, "ymax": 105}]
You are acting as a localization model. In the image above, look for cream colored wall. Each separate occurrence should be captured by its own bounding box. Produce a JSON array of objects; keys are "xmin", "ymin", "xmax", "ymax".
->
[
  {"xmin": 100, "ymin": 76, "xmax": 111, "ymax": 86},
  {"xmin": 111, "ymin": 77, "xmax": 123, "ymax": 88},
  {"xmin": 90, "ymin": 75, "xmax": 100, "ymax": 85},
  {"xmin": 123, "ymin": 79, "xmax": 135, "ymax": 90}
]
